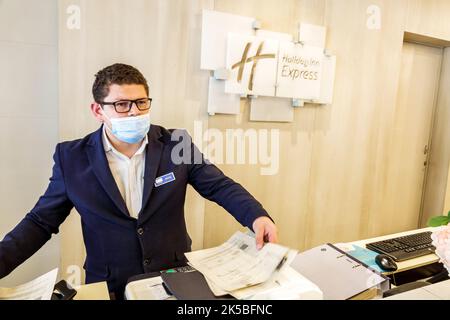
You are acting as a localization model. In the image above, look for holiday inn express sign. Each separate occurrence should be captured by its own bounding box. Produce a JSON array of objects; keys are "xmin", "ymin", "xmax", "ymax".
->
[
  {"xmin": 201, "ymin": 9, "xmax": 336, "ymax": 117},
  {"xmin": 225, "ymin": 34, "xmax": 324, "ymax": 100}
]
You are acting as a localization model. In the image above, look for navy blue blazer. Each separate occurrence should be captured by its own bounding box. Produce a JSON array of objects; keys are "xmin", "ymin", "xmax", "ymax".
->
[{"xmin": 0, "ymin": 125, "xmax": 271, "ymax": 297}]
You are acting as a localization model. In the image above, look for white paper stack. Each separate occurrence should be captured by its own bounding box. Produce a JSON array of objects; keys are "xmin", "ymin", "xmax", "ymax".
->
[
  {"xmin": 0, "ymin": 268, "xmax": 58, "ymax": 300},
  {"xmin": 185, "ymin": 231, "xmax": 323, "ymax": 300}
]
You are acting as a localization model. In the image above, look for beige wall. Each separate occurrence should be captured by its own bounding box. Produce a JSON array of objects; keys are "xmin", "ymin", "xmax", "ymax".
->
[
  {"xmin": 57, "ymin": 0, "xmax": 450, "ymax": 282},
  {"xmin": 0, "ymin": 0, "xmax": 59, "ymax": 286}
]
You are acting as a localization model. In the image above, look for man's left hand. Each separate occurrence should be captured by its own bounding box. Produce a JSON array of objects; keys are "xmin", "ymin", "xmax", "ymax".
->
[{"xmin": 252, "ymin": 216, "xmax": 278, "ymax": 250}]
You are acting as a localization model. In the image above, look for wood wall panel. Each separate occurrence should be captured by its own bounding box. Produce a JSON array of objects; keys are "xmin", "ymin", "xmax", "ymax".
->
[
  {"xmin": 298, "ymin": 0, "xmax": 411, "ymax": 246},
  {"xmin": 406, "ymin": 0, "xmax": 450, "ymax": 41}
]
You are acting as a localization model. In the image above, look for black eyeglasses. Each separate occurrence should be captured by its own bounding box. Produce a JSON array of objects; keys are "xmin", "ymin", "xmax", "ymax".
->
[{"xmin": 100, "ymin": 98, "xmax": 152, "ymax": 113}]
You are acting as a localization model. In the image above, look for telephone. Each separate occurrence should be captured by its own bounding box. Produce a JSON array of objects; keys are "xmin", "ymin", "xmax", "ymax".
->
[{"xmin": 51, "ymin": 280, "xmax": 77, "ymax": 300}]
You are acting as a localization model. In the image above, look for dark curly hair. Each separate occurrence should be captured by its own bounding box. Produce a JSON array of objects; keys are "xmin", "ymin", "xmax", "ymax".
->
[{"xmin": 92, "ymin": 63, "xmax": 149, "ymax": 103}]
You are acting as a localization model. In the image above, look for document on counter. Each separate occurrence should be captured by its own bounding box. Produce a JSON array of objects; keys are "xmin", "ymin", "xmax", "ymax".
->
[
  {"xmin": 0, "ymin": 268, "xmax": 58, "ymax": 300},
  {"xmin": 232, "ymin": 265, "xmax": 323, "ymax": 300},
  {"xmin": 185, "ymin": 231, "xmax": 296, "ymax": 292}
]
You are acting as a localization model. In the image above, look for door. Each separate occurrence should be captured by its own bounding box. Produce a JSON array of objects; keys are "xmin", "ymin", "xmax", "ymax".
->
[{"xmin": 387, "ymin": 42, "xmax": 442, "ymax": 231}]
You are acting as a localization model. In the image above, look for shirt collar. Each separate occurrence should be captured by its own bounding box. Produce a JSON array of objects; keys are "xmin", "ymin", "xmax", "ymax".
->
[{"xmin": 102, "ymin": 125, "xmax": 148, "ymax": 157}]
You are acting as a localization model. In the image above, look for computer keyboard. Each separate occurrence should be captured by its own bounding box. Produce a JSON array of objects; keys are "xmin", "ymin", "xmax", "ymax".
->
[{"xmin": 366, "ymin": 231, "xmax": 435, "ymax": 262}]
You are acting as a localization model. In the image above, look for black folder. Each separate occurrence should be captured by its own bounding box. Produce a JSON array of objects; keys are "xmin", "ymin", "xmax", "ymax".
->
[{"xmin": 161, "ymin": 270, "xmax": 234, "ymax": 300}]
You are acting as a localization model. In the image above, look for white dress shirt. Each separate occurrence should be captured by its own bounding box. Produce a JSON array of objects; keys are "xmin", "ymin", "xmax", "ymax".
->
[{"xmin": 102, "ymin": 126, "xmax": 148, "ymax": 219}]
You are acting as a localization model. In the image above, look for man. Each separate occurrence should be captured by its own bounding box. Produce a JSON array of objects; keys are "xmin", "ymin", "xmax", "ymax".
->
[{"xmin": 0, "ymin": 63, "xmax": 277, "ymax": 299}]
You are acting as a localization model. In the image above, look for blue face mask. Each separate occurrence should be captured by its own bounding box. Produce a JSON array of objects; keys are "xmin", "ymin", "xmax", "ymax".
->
[{"xmin": 103, "ymin": 113, "xmax": 150, "ymax": 144}]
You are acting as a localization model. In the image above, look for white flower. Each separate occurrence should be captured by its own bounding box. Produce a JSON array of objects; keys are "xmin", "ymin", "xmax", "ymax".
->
[{"xmin": 431, "ymin": 224, "xmax": 450, "ymax": 274}]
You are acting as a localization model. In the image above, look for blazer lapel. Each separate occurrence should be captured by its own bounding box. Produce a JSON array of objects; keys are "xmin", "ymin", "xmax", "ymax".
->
[
  {"xmin": 139, "ymin": 126, "xmax": 164, "ymax": 218},
  {"xmin": 86, "ymin": 126, "xmax": 131, "ymax": 218}
]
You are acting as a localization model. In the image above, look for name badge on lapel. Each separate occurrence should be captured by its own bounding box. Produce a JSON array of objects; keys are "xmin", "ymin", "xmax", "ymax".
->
[{"xmin": 154, "ymin": 172, "xmax": 176, "ymax": 187}]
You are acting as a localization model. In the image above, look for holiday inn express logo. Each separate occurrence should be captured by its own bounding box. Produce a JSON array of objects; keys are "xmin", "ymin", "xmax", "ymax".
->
[
  {"xmin": 224, "ymin": 33, "xmax": 328, "ymax": 100},
  {"xmin": 231, "ymin": 41, "xmax": 276, "ymax": 91}
]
